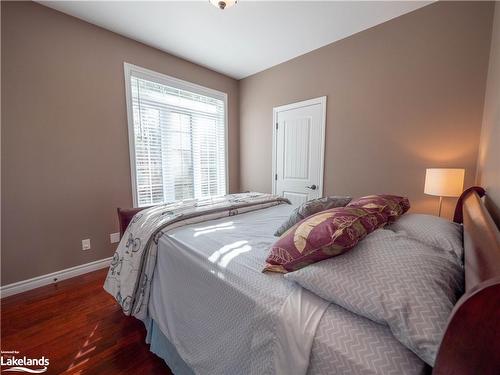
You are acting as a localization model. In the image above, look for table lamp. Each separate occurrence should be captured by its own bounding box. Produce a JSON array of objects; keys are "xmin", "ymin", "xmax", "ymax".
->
[{"xmin": 424, "ymin": 168, "xmax": 465, "ymax": 217}]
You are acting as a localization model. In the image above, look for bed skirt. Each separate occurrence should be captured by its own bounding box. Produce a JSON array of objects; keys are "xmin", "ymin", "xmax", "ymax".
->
[{"xmin": 144, "ymin": 317, "xmax": 194, "ymax": 375}]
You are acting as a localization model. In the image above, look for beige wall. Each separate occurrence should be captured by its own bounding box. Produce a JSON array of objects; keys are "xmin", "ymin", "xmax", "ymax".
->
[
  {"xmin": 1, "ymin": 1, "xmax": 497, "ymax": 286},
  {"xmin": 240, "ymin": 1, "xmax": 493, "ymax": 219},
  {"xmin": 1, "ymin": 2, "xmax": 239, "ymax": 285},
  {"xmin": 477, "ymin": 2, "xmax": 500, "ymax": 228}
]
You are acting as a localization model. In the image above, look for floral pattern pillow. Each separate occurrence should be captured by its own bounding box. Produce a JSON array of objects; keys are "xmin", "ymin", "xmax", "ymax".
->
[
  {"xmin": 264, "ymin": 207, "xmax": 388, "ymax": 273},
  {"xmin": 347, "ymin": 194, "xmax": 410, "ymax": 223}
]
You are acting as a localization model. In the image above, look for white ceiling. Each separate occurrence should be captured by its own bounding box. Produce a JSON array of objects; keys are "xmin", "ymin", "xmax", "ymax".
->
[{"xmin": 39, "ymin": 1, "xmax": 431, "ymax": 79}]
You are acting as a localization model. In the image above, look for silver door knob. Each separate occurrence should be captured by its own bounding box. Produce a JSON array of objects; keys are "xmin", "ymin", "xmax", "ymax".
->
[{"xmin": 306, "ymin": 184, "xmax": 317, "ymax": 190}]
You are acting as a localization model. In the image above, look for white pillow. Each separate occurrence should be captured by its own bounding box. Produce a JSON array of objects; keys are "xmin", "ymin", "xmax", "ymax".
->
[
  {"xmin": 285, "ymin": 229, "xmax": 464, "ymax": 366},
  {"xmin": 387, "ymin": 213, "xmax": 463, "ymax": 262}
]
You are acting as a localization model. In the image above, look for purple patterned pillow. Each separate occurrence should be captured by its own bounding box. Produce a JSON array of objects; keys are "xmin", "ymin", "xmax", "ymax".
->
[
  {"xmin": 263, "ymin": 207, "xmax": 388, "ymax": 273},
  {"xmin": 347, "ymin": 195, "xmax": 410, "ymax": 223}
]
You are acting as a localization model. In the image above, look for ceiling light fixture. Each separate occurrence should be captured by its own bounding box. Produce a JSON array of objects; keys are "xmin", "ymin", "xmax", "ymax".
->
[{"xmin": 209, "ymin": 0, "xmax": 237, "ymax": 10}]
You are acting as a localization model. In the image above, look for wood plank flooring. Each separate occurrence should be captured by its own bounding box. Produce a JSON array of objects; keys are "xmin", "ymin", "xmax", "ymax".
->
[{"xmin": 1, "ymin": 268, "xmax": 172, "ymax": 374}]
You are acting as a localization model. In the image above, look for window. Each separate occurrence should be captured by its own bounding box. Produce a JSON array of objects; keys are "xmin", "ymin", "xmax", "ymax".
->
[{"xmin": 124, "ymin": 63, "xmax": 227, "ymax": 207}]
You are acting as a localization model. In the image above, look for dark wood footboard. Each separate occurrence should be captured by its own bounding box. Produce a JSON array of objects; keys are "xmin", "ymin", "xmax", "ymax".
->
[{"xmin": 117, "ymin": 207, "xmax": 150, "ymax": 237}]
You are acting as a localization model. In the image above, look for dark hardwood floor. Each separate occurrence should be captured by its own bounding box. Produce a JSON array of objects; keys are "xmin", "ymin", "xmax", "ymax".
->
[{"xmin": 1, "ymin": 269, "xmax": 172, "ymax": 374}]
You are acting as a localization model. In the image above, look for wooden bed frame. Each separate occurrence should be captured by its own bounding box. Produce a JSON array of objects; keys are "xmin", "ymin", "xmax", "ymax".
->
[
  {"xmin": 434, "ymin": 187, "xmax": 500, "ymax": 374},
  {"xmin": 117, "ymin": 187, "xmax": 500, "ymax": 374}
]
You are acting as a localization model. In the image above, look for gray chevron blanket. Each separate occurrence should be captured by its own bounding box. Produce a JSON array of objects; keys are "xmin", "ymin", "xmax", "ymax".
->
[{"xmin": 103, "ymin": 192, "xmax": 290, "ymax": 319}]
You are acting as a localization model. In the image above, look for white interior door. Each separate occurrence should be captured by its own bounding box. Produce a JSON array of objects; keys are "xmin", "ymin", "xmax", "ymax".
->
[{"xmin": 273, "ymin": 97, "xmax": 326, "ymax": 206}]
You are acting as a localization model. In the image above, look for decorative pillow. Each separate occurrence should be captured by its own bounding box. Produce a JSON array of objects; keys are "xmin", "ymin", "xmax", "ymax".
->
[
  {"xmin": 387, "ymin": 213, "xmax": 464, "ymax": 262},
  {"xmin": 274, "ymin": 196, "xmax": 352, "ymax": 237},
  {"xmin": 347, "ymin": 194, "xmax": 410, "ymax": 223},
  {"xmin": 264, "ymin": 207, "xmax": 387, "ymax": 273},
  {"xmin": 285, "ymin": 229, "xmax": 464, "ymax": 366}
]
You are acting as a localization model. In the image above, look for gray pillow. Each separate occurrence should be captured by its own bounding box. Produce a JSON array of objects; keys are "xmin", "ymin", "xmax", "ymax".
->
[
  {"xmin": 274, "ymin": 196, "xmax": 351, "ymax": 236},
  {"xmin": 284, "ymin": 229, "xmax": 464, "ymax": 366},
  {"xmin": 387, "ymin": 213, "xmax": 463, "ymax": 262}
]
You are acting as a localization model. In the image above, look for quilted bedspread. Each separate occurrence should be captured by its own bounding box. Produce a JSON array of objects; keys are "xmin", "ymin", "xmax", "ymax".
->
[{"xmin": 103, "ymin": 192, "xmax": 289, "ymax": 320}]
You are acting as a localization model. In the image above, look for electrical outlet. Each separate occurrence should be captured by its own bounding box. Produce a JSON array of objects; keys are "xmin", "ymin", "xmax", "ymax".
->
[
  {"xmin": 110, "ymin": 232, "xmax": 120, "ymax": 244},
  {"xmin": 82, "ymin": 239, "xmax": 91, "ymax": 251}
]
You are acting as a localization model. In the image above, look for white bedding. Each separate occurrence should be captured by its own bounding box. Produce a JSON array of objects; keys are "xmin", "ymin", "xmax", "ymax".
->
[{"xmin": 149, "ymin": 204, "xmax": 427, "ymax": 374}]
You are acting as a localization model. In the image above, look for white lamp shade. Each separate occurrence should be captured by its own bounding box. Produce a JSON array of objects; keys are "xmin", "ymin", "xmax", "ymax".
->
[{"xmin": 424, "ymin": 168, "xmax": 465, "ymax": 197}]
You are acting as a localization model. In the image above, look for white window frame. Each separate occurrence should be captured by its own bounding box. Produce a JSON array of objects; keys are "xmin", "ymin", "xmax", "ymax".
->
[{"xmin": 123, "ymin": 62, "xmax": 229, "ymax": 207}]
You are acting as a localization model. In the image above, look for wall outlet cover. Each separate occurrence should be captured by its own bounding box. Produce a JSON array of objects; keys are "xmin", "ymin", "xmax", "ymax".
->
[
  {"xmin": 110, "ymin": 232, "xmax": 121, "ymax": 244},
  {"xmin": 82, "ymin": 239, "xmax": 91, "ymax": 251}
]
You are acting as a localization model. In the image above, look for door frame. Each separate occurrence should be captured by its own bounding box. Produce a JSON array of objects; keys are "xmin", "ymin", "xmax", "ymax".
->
[{"xmin": 272, "ymin": 96, "xmax": 327, "ymax": 197}]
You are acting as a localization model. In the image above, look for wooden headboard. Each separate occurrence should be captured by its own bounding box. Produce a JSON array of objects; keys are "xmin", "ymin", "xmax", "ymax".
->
[{"xmin": 433, "ymin": 187, "xmax": 500, "ymax": 374}]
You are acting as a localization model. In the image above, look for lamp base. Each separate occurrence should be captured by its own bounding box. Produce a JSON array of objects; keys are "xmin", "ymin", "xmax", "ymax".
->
[{"xmin": 438, "ymin": 196, "xmax": 443, "ymax": 217}]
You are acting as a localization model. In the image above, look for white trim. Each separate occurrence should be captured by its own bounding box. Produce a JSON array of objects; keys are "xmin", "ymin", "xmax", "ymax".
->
[
  {"xmin": 272, "ymin": 96, "xmax": 327, "ymax": 197},
  {"xmin": 272, "ymin": 109, "xmax": 277, "ymax": 195},
  {"xmin": 124, "ymin": 63, "xmax": 139, "ymax": 207},
  {"xmin": 123, "ymin": 62, "xmax": 229, "ymax": 207},
  {"xmin": 0, "ymin": 257, "xmax": 112, "ymax": 298}
]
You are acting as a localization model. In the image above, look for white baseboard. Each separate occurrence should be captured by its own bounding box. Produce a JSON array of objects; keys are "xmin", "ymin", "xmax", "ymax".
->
[{"xmin": 0, "ymin": 257, "xmax": 112, "ymax": 298}]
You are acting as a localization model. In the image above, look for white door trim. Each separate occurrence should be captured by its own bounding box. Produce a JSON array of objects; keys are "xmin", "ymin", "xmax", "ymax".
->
[
  {"xmin": 0, "ymin": 257, "xmax": 112, "ymax": 298},
  {"xmin": 272, "ymin": 96, "xmax": 327, "ymax": 197}
]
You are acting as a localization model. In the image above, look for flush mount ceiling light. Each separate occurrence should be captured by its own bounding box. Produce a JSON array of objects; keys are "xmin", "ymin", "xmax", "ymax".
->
[{"xmin": 209, "ymin": 0, "xmax": 237, "ymax": 10}]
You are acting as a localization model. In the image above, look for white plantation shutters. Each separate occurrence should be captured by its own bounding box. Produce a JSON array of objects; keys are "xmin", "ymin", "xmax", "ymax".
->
[{"xmin": 125, "ymin": 64, "xmax": 227, "ymax": 207}]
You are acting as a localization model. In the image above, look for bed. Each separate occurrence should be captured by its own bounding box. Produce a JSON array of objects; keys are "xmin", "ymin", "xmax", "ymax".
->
[{"xmin": 107, "ymin": 188, "xmax": 500, "ymax": 374}]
